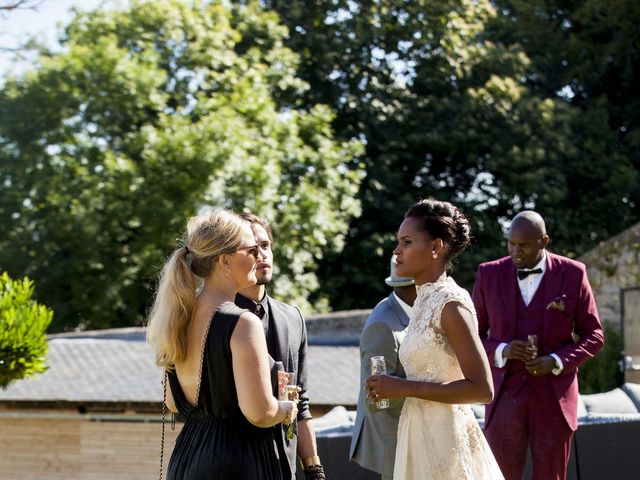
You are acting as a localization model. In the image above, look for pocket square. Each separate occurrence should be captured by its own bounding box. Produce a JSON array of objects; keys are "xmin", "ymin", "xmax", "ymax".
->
[{"xmin": 546, "ymin": 295, "xmax": 567, "ymax": 312}]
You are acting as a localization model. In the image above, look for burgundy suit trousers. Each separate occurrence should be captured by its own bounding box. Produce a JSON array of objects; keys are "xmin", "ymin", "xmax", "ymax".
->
[{"xmin": 485, "ymin": 373, "xmax": 573, "ymax": 480}]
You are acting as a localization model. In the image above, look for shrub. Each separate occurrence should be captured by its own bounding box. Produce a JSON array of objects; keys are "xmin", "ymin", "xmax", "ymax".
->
[
  {"xmin": 0, "ymin": 272, "xmax": 53, "ymax": 388},
  {"xmin": 578, "ymin": 321, "xmax": 624, "ymax": 394}
]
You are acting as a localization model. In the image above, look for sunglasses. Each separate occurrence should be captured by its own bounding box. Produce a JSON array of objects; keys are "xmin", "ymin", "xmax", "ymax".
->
[{"xmin": 234, "ymin": 244, "xmax": 260, "ymax": 259}]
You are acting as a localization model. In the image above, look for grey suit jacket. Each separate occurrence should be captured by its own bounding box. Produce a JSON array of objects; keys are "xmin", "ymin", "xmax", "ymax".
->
[
  {"xmin": 349, "ymin": 293, "xmax": 410, "ymax": 478},
  {"xmin": 267, "ymin": 295, "xmax": 311, "ymax": 480}
]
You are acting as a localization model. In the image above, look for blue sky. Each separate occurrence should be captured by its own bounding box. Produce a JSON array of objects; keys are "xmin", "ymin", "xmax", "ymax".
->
[{"xmin": 0, "ymin": 0, "xmax": 106, "ymax": 73}]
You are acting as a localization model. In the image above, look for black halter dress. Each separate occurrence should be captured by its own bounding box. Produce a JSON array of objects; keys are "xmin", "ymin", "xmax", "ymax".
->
[{"xmin": 166, "ymin": 302, "xmax": 284, "ymax": 480}]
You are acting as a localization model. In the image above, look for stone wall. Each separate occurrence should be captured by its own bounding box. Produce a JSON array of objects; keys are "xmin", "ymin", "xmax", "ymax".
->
[
  {"xmin": 579, "ymin": 222, "xmax": 640, "ymax": 329},
  {"xmin": 0, "ymin": 410, "xmax": 179, "ymax": 480}
]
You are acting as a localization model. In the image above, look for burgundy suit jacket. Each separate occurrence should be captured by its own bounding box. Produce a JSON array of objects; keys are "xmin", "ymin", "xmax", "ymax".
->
[{"xmin": 472, "ymin": 251, "xmax": 604, "ymax": 431}]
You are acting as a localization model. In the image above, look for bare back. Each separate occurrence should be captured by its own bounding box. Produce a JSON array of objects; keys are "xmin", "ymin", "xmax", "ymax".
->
[{"xmin": 173, "ymin": 299, "xmax": 224, "ymax": 406}]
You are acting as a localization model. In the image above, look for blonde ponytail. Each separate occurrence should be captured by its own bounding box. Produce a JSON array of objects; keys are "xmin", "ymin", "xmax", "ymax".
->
[
  {"xmin": 146, "ymin": 247, "xmax": 196, "ymax": 368},
  {"xmin": 146, "ymin": 209, "xmax": 248, "ymax": 368}
]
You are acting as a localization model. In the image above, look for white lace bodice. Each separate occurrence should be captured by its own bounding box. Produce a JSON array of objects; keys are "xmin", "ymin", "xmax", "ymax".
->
[{"xmin": 399, "ymin": 276, "xmax": 476, "ymax": 383}]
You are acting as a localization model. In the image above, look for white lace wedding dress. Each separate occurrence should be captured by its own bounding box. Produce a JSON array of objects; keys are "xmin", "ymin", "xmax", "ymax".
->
[{"xmin": 394, "ymin": 277, "xmax": 504, "ymax": 479}]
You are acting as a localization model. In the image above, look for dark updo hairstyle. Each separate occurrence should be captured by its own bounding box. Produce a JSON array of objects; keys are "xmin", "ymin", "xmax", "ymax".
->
[{"xmin": 405, "ymin": 198, "xmax": 471, "ymax": 268}]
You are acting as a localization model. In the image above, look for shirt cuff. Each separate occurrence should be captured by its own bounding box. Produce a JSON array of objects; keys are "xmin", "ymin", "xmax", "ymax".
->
[
  {"xmin": 550, "ymin": 353, "xmax": 563, "ymax": 375},
  {"xmin": 495, "ymin": 343, "xmax": 508, "ymax": 368}
]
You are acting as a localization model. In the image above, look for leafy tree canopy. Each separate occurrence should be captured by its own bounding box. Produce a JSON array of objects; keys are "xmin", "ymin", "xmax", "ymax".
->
[
  {"xmin": 0, "ymin": 271, "xmax": 52, "ymax": 388},
  {"xmin": 263, "ymin": 0, "xmax": 639, "ymax": 308},
  {"xmin": 0, "ymin": 0, "xmax": 364, "ymax": 331}
]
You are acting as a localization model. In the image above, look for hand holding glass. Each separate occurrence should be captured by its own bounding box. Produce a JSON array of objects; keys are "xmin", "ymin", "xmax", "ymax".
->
[
  {"xmin": 370, "ymin": 356, "xmax": 390, "ymax": 409},
  {"xmin": 278, "ymin": 371, "xmax": 298, "ymax": 439},
  {"xmin": 527, "ymin": 334, "xmax": 538, "ymax": 359},
  {"xmin": 278, "ymin": 372, "xmax": 299, "ymax": 402}
]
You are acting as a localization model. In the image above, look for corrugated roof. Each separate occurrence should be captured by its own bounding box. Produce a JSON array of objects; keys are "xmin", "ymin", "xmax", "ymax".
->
[
  {"xmin": 0, "ymin": 330, "xmax": 360, "ymax": 407},
  {"xmin": 0, "ymin": 338, "xmax": 161, "ymax": 403},
  {"xmin": 307, "ymin": 345, "xmax": 359, "ymax": 406}
]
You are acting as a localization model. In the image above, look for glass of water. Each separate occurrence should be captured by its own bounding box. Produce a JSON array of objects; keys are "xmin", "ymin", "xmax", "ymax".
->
[{"xmin": 370, "ymin": 356, "xmax": 390, "ymax": 409}]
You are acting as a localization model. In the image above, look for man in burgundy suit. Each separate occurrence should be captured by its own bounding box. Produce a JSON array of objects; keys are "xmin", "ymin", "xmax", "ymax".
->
[{"xmin": 472, "ymin": 211, "xmax": 604, "ymax": 480}]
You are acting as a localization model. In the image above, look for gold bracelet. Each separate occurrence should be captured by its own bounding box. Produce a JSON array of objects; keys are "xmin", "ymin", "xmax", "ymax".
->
[{"xmin": 300, "ymin": 455, "xmax": 321, "ymax": 468}]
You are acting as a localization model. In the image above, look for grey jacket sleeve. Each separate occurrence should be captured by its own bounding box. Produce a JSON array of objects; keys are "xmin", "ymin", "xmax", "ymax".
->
[{"xmin": 295, "ymin": 307, "xmax": 312, "ymax": 420}]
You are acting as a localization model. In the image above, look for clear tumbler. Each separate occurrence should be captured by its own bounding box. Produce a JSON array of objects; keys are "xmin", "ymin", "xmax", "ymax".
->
[{"xmin": 370, "ymin": 355, "xmax": 390, "ymax": 409}]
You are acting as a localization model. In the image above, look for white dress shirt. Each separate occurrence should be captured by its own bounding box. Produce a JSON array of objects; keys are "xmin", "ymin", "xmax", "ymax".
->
[
  {"xmin": 494, "ymin": 251, "xmax": 563, "ymax": 374},
  {"xmin": 517, "ymin": 252, "xmax": 547, "ymax": 306}
]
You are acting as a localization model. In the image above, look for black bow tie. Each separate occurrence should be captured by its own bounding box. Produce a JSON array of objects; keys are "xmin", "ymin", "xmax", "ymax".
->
[{"xmin": 517, "ymin": 268, "xmax": 543, "ymax": 280}]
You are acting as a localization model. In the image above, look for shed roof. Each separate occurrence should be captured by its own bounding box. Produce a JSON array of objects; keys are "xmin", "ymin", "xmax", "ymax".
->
[{"xmin": 0, "ymin": 329, "xmax": 360, "ymax": 408}]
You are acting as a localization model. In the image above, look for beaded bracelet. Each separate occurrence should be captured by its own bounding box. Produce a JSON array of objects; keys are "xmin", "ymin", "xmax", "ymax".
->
[{"xmin": 303, "ymin": 464, "xmax": 326, "ymax": 480}]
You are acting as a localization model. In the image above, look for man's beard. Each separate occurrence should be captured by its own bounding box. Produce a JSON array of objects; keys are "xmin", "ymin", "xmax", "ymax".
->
[{"xmin": 256, "ymin": 274, "xmax": 272, "ymax": 286}]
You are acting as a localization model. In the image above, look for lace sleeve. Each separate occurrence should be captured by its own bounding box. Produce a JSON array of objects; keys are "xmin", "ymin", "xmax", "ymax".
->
[{"xmin": 431, "ymin": 285, "xmax": 476, "ymax": 330}]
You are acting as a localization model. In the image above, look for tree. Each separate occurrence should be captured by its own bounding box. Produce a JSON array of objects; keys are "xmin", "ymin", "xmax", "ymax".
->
[
  {"xmin": 578, "ymin": 321, "xmax": 623, "ymax": 394},
  {"xmin": 263, "ymin": 0, "xmax": 638, "ymax": 309},
  {"xmin": 0, "ymin": 272, "xmax": 52, "ymax": 388},
  {"xmin": 489, "ymin": 0, "xmax": 640, "ymax": 251},
  {"xmin": 0, "ymin": 1, "xmax": 46, "ymax": 53},
  {"xmin": 0, "ymin": 0, "xmax": 363, "ymax": 331},
  {"xmin": 0, "ymin": 0, "xmax": 43, "ymax": 13}
]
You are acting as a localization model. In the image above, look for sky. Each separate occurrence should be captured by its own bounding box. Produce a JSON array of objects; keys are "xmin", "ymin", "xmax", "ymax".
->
[{"xmin": 0, "ymin": 0, "xmax": 108, "ymax": 74}]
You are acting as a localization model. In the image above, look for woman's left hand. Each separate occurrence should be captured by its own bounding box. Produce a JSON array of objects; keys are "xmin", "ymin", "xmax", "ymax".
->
[{"xmin": 364, "ymin": 374, "xmax": 402, "ymax": 400}]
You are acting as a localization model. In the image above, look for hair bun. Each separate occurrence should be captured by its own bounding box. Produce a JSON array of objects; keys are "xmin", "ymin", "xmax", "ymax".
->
[
  {"xmin": 405, "ymin": 198, "xmax": 471, "ymax": 260},
  {"xmin": 450, "ymin": 209, "xmax": 471, "ymax": 258}
]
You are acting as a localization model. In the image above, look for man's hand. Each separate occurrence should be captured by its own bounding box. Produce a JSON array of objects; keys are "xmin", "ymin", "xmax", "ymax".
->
[
  {"xmin": 525, "ymin": 355, "xmax": 557, "ymax": 376},
  {"xmin": 503, "ymin": 340, "xmax": 537, "ymax": 363}
]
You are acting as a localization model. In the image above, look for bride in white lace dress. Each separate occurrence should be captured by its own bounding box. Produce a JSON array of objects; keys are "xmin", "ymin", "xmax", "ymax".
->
[{"xmin": 366, "ymin": 199, "xmax": 504, "ymax": 480}]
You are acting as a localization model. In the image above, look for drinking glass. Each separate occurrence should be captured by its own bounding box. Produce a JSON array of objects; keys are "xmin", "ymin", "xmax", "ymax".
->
[
  {"xmin": 370, "ymin": 356, "xmax": 390, "ymax": 409},
  {"xmin": 278, "ymin": 371, "xmax": 298, "ymax": 439},
  {"xmin": 527, "ymin": 334, "xmax": 538, "ymax": 358},
  {"xmin": 278, "ymin": 371, "xmax": 298, "ymax": 402}
]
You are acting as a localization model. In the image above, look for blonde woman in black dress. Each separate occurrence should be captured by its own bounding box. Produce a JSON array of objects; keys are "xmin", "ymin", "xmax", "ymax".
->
[{"xmin": 147, "ymin": 209, "xmax": 297, "ymax": 479}]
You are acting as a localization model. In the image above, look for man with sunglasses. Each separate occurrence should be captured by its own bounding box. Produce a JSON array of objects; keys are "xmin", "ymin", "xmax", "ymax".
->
[
  {"xmin": 472, "ymin": 211, "xmax": 604, "ymax": 480},
  {"xmin": 236, "ymin": 213, "xmax": 325, "ymax": 480}
]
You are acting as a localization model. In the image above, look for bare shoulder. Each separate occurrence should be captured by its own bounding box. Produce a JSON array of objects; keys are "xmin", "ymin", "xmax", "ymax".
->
[
  {"xmin": 232, "ymin": 311, "xmax": 263, "ymax": 343},
  {"xmin": 441, "ymin": 301, "xmax": 475, "ymax": 331}
]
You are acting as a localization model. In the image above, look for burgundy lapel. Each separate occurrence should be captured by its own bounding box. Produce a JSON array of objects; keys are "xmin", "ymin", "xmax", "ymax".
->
[
  {"xmin": 542, "ymin": 252, "xmax": 565, "ymax": 334},
  {"xmin": 499, "ymin": 260, "xmax": 519, "ymax": 338}
]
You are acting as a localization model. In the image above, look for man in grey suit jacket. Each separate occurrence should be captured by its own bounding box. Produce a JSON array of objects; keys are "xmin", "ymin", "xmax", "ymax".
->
[
  {"xmin": 236, "ymin": 213, "xmax": 325, "ymax": 480},
  {"xmin": 349, "ymin": 256, "xmax": 416, "ymax": 479}
]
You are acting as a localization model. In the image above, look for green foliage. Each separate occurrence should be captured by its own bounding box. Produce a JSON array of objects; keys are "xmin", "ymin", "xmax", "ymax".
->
[
  {"xmin": 0, "ymin": 272, "xmax": 53, "ymax": 389},
  {"xmin": 489, "ymin": 0, "xmax": 640, "ymax": 257},
  {"xmin": 0, "ymin": 0, "xmax": 363, "ymax": 330},
  {"xmin": 578, "ymin": 321, "xmax": 624, "ymax": 394},
  {"xmin": 263, "ymin": 0, "xmax": 639, "ymax": 309},
  {"xmin": 2, "ymin": 0, "xmax": 637, "ymax": 327}
]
